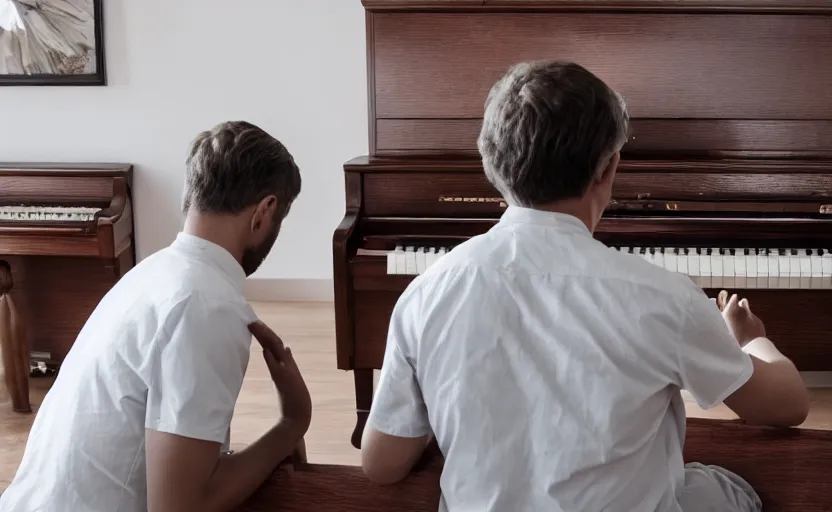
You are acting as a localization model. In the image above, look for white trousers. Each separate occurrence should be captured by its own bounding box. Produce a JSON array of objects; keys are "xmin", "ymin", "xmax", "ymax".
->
[{"xmin": 677, "ymin": 462, "xmax": 762, "ymax": 512}]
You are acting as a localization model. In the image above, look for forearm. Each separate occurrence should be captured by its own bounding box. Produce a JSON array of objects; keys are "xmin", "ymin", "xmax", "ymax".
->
[
  {"xmin": 742, "ymin": 336, "xmax": 789, "ymax": 362},
  {"xmin": 742, "ymin": 337, "xmax": 809, "ymax": 426},
  {"xmin": 202, "ymin": 420, "xmax": 307, "ymax": 511}
]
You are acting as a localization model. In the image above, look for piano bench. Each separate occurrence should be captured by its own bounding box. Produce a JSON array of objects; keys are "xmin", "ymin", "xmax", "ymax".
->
[{"xmin": 237, "ymin": 419, "xmax": 832, "ymax": 511}]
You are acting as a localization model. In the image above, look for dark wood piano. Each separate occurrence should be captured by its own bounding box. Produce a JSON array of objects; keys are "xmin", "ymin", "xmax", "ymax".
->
[
  {"xmin": 0, "ymin": 163, "xmax": 135, "ymax": 413},
  {"xmin": 333, "ymin": 0, "xmax": 832, "ymax": 448}
]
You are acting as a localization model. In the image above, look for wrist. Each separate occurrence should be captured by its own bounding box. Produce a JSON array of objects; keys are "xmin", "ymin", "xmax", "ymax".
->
[{"xmin": 275, "ymin": 417, "xmax": 310, "ymax": 440}]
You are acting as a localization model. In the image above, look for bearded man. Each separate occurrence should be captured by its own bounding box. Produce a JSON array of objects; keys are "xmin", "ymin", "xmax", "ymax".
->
[{"xmin": 0, "ymin": 121, "xmax": 312, "ymax": 512}]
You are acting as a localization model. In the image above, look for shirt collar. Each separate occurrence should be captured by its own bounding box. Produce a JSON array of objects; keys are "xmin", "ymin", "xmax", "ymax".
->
[
  {"xmin": 171, "ymin": 232, "xmax": 247, "ymax": 292},
  {"xmin": 498, "ymin": 205, "xmax": 592, "ymax": 237}
]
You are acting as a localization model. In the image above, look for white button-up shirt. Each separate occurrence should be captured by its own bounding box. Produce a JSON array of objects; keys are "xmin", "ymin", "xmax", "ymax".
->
[
  {"xmin": 0, "ymin": 233, "xmax": 258, "ymax": 512},
  {"xmin": 368, "ymin": 206, "xmax": 753, "ymax": 511}
]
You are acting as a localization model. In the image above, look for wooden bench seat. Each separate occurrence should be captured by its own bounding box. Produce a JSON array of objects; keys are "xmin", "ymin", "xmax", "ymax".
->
[{"xmin": 237, "ymin": 418, "xmax": 832, "ymax": 511}]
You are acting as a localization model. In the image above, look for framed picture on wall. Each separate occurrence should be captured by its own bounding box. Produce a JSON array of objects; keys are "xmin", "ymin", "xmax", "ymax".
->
[{"xmin": 0, "ymin": 0, "xmax": 105, "ymax": 86}]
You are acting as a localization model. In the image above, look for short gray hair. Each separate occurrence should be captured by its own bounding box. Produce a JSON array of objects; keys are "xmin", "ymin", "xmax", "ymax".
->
[
  {"xmin": 182, "ymin": 121, "xmax": 301, "ymax": 217},
  {"xmin": 477, "ymin": 61, "xmax": 629, "ymax": 206}
]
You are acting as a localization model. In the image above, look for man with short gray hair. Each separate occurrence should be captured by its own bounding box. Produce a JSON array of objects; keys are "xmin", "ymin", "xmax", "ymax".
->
[
  {"xmin": 360, "ymin": 61, "xmax": 808, "ymax": 511},
  {"xmin": 1, "ymin": 121, "xmax": 313, "ymax": 512}
]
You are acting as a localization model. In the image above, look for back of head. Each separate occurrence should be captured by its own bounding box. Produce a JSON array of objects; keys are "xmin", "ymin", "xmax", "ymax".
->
[
  {"xmin": 477, "ymin": 61, "xmax": 629, "ymax": 207},
  {"xmin": 182, "ymin": 120, "xmax": 301, "ymax": 222}
]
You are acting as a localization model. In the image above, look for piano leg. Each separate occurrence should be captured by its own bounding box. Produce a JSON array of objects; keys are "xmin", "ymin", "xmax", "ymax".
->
[
  {"xmin": 351, "ymin": 369, "xmax": 374, "ymax": 449},
  {"xmin": 0, "ymin": 261, "xmax": 31, "ymax": 413}
]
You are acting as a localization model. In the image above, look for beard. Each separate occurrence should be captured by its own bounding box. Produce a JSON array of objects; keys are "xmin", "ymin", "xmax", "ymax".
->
[{"xmin": 241, "ymin": 222, "xmax": 280, "ymax": 277}]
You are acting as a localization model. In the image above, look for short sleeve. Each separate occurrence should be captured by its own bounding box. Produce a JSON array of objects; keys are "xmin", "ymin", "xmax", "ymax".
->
[
  {"xmin": 367, "ymin": 291, "xmax": 431, "ymax": 438},
  {"xmin": 677, "ymin": 289, "xmax": 754, "ymax": 409},
  {"xmin": 145, "ymin": 296, "xmax": 253, "ymax": 444}
]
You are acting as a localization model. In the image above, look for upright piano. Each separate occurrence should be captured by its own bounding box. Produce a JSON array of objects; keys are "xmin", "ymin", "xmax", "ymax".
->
[
  {"xmin": 0, "ymin": 163, "xmax": 135, "ymax": 412},
  {"xmin": 333, "ymin": 0, "xmax": 832, "ymax": 448}
]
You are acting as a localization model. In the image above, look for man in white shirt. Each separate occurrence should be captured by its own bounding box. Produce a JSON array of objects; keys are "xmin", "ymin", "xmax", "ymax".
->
[
  {"xmin": 0, "ymin": 121, "xmax": 311, "ymax": 512},
  {"xmin": 360, "ymin": 61, "xmax": 810, "ymax": 511}
]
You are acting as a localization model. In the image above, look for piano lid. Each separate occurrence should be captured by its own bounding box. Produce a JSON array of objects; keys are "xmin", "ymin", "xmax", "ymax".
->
[
  {"xmin": 362, "ymin": 2, "xmax": 832, "ymax": 159},
  {"xmin": 0, "ymin": 162, "xmax": 133, "ymax": 208},
  {"xmin": 361, "ymin": 0, "xmax": 832, "ymax": 13}
]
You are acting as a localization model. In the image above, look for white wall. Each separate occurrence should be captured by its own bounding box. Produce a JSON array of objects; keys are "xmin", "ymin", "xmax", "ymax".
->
[{"xmin": 0, "ymin": 0, "xmax": 368, "ymax": 283}]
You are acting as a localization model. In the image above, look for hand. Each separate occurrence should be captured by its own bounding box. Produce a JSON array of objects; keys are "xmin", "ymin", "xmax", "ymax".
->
[
  {"xmin": 716, "ymin": 290, "xmax": 766, "ymax": 346},
  {"xmin": 248, "ymin": 322, "xmax": 312, "ymax": 433}
]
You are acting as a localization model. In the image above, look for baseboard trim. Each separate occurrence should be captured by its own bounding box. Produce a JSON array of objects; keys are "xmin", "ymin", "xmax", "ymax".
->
[{"xmin": 244, "ymin": 278, "xmax": 333, "ymax": 302}]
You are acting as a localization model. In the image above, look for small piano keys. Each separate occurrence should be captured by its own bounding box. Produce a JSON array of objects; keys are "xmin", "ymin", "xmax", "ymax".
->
[{"xmin": 0, "ymin": 206, "xmax": 101, "ymax": 222}]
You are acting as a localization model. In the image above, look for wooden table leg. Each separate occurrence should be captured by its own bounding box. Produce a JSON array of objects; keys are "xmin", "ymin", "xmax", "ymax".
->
[
  {"xmin": 0, "ymin": 261, "xmax": 31, "ymax": 413},
  {"xmin": 350, "ymin": 369, "xmax": 374, "ymax": 449}
]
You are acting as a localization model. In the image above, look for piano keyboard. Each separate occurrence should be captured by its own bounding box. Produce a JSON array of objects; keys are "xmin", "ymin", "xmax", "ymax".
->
[
  {"xmin": 615, "ymin": 247, "xmax": 832, "ymax": 289},
  {"xmin": 367, "ymin": 245, "xmax": 832, "ymax": 289},
  {"xmin": 0, "ymin": 206, "xmax": 101, "ymax": 222}
]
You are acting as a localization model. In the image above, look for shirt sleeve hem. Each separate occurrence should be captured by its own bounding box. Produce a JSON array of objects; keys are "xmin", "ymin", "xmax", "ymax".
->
[
  {"xmin": 696, "ymin": 355, "xmax": 754, "ymax": 410},
  {"xmin": 146, "ymin": 420, "xmax": 228, "ymax": 445},
  {"xmin": 368, "ymin": 416, "xmax": 432, "ymax": 439}
]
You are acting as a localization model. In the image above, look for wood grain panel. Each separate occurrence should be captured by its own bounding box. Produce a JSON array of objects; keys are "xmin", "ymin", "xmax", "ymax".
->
[
  {"xmin": 376, "ymin": 119, "xmax": 832, "ymax": 156},
  {"xmin": 23, "ymin": 257, "xmax": 119, "ymax": 363},
  {"xmin": 363, "ymin": 172, "xmax": 504, "ymax": 216},
  {"xmin": 0, "ymin": 234, "xmax": 99, "ymax": 257},
  {"xmin": 372, "ymin": 13, "xmax": 832, "ymax": 119},
  {"xmin": 364, "ymin": 0, "xmax": 832, "ymax": 12},
  {"xmin": 0, "ymin": 176, "xmax": 113, "ymax": 205},
  {"xmin": 352, "ymin": 290, "xmax": 396, "ymax": 368},
  {"xmin": 361, "ymin": 170, "xmax": 832, "ymax": 217}
]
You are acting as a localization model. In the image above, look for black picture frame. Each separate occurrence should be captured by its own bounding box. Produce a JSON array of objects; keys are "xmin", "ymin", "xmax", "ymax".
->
[{"xmin": 0, "ymin": 0, "xmax": 106, "ymax": 86}]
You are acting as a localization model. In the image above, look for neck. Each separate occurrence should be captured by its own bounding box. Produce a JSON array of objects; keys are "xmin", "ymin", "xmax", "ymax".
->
[
  {"xmin": 533, "ymin": 196, "xmax": 602, "ymax": 232},
  {"xmin": 182, "ymin": 213, "xmax": 247, "ymax": 264}
]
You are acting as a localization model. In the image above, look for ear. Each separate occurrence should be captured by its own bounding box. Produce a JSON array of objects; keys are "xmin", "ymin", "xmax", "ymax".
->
[{"xmin": 250, "ymin": 195, "xmax": 278, "ymax": 233}]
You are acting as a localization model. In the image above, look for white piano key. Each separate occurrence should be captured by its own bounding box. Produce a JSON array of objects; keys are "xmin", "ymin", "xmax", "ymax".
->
[
  {"xmin": 724, "ymin": 248, "xmax": 736, "ymax": 288},
  {"xmin": 757, "ymin": 248, "xmax": 769, "ymax": 277},
  {"xmin": 711, "ymin": 248, "xmax": 723, "ymax": 276},
  {"xmin": 767, "ymin": 249, "xmax": 778, "ymax": 288},
  {"xmin": 415, "ymin": 247, "xmax": 427, "ymax": 274},
  {"xmin": 799, "ymin": 249, "xmax": 812, "ymax": 289},
  {"xmin": 404, "ymin": 246, "xmax": 417, "ymax": 275},
  {"xmin": 677, "ymin": 248, "xmax": 689, "ymax": 275},
  {"xmin": 710, "ymin": 249, "xmax": 723, "ymax": 288},
  {"xmin": 777, "ymin": 249, "xmax": 791, "ymax": 289},
  {"xmin": 699, "ymin": 249, "xmax": 712, "ymax": 288},
  {"xmin": 395, "ymin": 246, "xmax": 406, "ymax": 275},
  {"xmin": 735, "ymin": 248, "xmax": 747, "ymax": 288},
  {"xmin": 425, "ymin": 247, "xmax": 438, "ymax": 269},
  {"xmin": 664, "ymin": 248, "xmax": 677, "ymax": 273},
  {"xmin": 811, "ymin": 249, "xmax": 823, "ymax": 277},
  {"xmin": 687, "ymin": 248, "xmax": 700, "ymax": 288},
  {"xmin": 810, "ymin": 249, "xmax": 823, "ymax": 289},
  {"xmin": 746, "ymin": 249, "xmax": 757, "ymax": 289},
  {"xmin": 437, "ymin": 247, "xmax": 448, "ymax": 259},
  {"xmin": 386, "ymin": 249, "xmax": 397, "ymax": 274},
  {"xmin": 822, "ymin": 250, "xmax": 832, "ymax": 287},
  {"xmin": 653, "ymin": 248, "xmax": 664, "ymax": 268},
  {"xmin": 788, "ymin": 249, "xmax": 801, "ymax": 289}
]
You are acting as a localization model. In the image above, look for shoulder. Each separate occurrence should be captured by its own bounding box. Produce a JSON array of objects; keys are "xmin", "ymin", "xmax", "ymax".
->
[
  {"xmin": 602, "ymin": 247, "xmax": 701, "ymax": 298},
  {"xmin": 158, "ymin": 292, "xmax": 257, "ymax": 350}
]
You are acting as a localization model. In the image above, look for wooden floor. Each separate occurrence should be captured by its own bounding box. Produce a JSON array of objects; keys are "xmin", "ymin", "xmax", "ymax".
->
[{"xmin": 1, "ymin": 301, "xmax": 831, "ymax": 489}]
